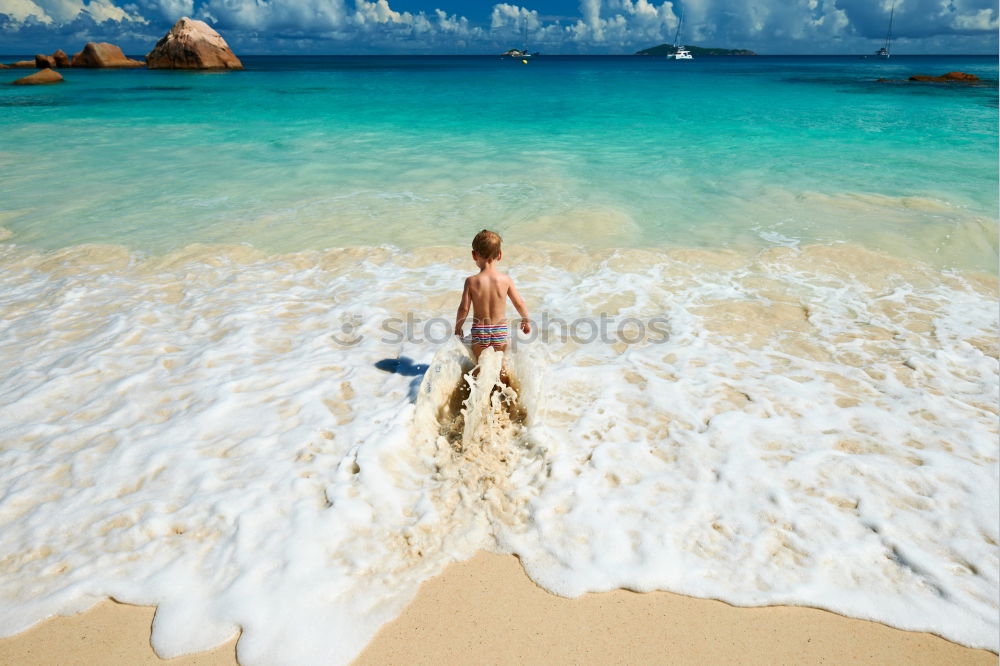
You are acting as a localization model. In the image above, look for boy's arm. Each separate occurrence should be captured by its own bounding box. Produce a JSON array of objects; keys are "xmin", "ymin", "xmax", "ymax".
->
[
  {"xmin": 455, "ymin": 278, "xmax": 471, "ymax": 336},
  {"xmin": 507, "ymin": 279, "xmax": 531, "ymax": 334}
]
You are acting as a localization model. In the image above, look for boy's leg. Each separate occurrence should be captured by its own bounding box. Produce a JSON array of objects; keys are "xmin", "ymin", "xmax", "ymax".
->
[
  {"xmin": 470, "ymin": 344, "xmax": 509, "ymax": 385},
  {"xmin": 496, "ymin": 343, "xmax": 509, "ymax": 385},
  {"xmin": 470, "ymin": 343, "xmax": 484, "ymax": 378}
]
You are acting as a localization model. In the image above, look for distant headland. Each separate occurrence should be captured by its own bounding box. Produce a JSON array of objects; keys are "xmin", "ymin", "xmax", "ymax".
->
[{"xmin": 635, "ymin": 44, "xmax": 757, "ymax": 56}]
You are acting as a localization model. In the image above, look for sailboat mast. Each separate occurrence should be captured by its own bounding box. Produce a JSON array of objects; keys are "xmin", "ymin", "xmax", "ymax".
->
[
  {"xmin": 673, "ymin": 9, "xmax": 683, "ymax": 48},
  {"xmin": 884, "ymin": 1, "xmax": 894, "ymax": 52}
]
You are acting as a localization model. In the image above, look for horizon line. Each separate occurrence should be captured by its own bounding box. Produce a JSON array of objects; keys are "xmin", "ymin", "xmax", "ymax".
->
[{"xmin": 4, "ymin": 52, "xmax": 997, "ymax": 57}]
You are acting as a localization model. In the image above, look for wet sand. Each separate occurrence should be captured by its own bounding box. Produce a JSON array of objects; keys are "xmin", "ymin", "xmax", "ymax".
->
[{"xmin": 0, "ymin": 551, "xmax": 994, "ymax": 665}]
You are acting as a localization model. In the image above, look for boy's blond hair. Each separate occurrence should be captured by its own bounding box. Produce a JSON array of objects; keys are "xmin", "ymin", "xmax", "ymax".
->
[{"xmin": 472, "ymin": 229, "xmax": 502, "ymax": 261}]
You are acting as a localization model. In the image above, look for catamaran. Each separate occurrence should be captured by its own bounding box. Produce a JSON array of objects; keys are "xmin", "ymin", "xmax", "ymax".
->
[
  {"xmin": 875, "ymin": 1, "xmax": 894, "ymax": 57},
  {"xmin": 667, "ymin": 9, "xmax": 693, "ymax": 60}
]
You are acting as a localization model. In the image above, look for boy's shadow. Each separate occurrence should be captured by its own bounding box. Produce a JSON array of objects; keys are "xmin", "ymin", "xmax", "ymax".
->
[{"xmin": 374, "ymin": 356, "xmax": 430, "ymax": 402}]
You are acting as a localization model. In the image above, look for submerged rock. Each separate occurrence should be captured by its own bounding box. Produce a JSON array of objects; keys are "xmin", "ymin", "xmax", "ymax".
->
[
  {"xmin": 71, "ymin": 42, "xmax": 144, "ymax": 68},
  {"xmin": 908, "ymin": 71, "xmax": 980, "ymax": 82},
  {"xmin": 12, "ymin": 69, "xmax": 64, "ymax": 85},
  {"xmin": 146, "ymin": 18, "xmax": 243, "ymax": 70}
]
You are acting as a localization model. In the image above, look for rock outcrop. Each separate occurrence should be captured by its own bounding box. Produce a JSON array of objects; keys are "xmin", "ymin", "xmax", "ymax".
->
[
  {"xmin": 909, "ymin": 71, "xmax": 980, "ymax": 82},
  {"xmin": 9, "ymin": 60, "xmax": 36, "ymax": 68},
  {"xmin": 71, "ymin": 42, "xmax": 144, "ymax": 68},
  {"xmin": 146, "ymin": 18, "xmax": 243, "ymax": 70},
  {"xmin": 29, "ymin": 50, "xmax": 71, "ymax": 68},
  {"xmin": 12, "ymin": 69, "xmax": 64, "ymax": 85}
]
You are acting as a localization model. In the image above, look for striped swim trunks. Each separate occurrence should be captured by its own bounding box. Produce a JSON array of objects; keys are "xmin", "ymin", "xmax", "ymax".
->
[{"xmin": 471, "ymin": 322, "xmax": 508, "ymax": 349}]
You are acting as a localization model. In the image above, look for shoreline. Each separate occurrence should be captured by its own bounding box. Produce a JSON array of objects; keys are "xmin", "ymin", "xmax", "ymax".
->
[
  {"xmin": 0, "ymin": 236, "xmax": 997, "ymax": 280},
  {"xmin": 0, "ymin": 551, "xmax": 994, "ymax": 665}
]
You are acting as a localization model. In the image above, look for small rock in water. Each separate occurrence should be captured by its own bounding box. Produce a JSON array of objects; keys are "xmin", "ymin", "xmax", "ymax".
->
[
  {"xmin": 12, "ymin": 69, "xmax": 64, "ymax": 85},
  {"xmin": 146, "ymin": 17, "xmax": 243, "ymax": 70},
  {"xmin": 35, "ymin": 54, "xmax": 56, "ymax": 69},
  {"xmin": 908, "ymin": 71, "xmax": 980, "ymax": 82}
]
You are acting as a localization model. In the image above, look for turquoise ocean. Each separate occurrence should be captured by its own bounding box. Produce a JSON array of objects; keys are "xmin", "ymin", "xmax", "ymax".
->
[
  {"xmin": 0, "ymin": 56, "xmax": 997, "ymax": 664},
  {"xmin": 1, "ymin": 55, "xmax": 997, "ymax": 263}
]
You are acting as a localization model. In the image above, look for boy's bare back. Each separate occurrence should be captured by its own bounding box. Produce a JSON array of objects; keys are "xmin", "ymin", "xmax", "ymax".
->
[
  {"xmin": 454, "ymin": 230, "xmax": 530, "ymax": 360},
  {"xmin": 463, "ymin": 271, "xmax": 519, "ymax": 325}
]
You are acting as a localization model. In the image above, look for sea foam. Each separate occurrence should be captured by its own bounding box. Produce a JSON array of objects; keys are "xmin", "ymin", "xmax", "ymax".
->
[{"xmin": 0, "ymin": 241, "xmax": 996, "ymax": 663}]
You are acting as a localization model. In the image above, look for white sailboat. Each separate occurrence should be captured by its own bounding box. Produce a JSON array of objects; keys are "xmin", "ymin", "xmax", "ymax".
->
[
  {"xmin": 875, "ymin": 0, "xmax": 894, "ymax": 58},
  {"xmin": 667, "ymin": 9, "xmax": 693, "ymax": 60}
]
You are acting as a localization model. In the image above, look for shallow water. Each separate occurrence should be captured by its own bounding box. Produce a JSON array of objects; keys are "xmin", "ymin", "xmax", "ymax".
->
[
  {"xmin": 0, "ymin": 56, "xmax": 997, "ymax": 664},
  {"xmin": 0, "ymin": 55, "xmax": 996, "ymax": 267}
]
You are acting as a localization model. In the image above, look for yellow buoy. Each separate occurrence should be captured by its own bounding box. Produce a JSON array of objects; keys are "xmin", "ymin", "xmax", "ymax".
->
[{"xmin": 522, "ymin": 59, "xmax": 528, "ymax": 64}]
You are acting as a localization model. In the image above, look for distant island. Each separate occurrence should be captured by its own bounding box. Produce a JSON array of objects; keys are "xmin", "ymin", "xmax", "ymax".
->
[{"xmin": 635, "ymin": 44, "xmax": 756, "ymax": 56}]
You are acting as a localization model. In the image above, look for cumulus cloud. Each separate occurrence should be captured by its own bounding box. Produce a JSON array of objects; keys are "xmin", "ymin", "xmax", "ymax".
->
[
  {"xmin": 85, "ymin": 0, "xmax": 143, "ymax": 22},
  {"xmin": 199, "ymin": 0, "xmax": 346, "ymax": 33},
  {"xmin": 353, "ymin": 0, "xmax": 405, "ymax": 25},
  {"xmin": 564, "ymin": 0, "xmax": 680, "ymax": 45},
  {"xmin": 951, "ymin": 6, "xmax": 999, "ymax": 31},
  {"xmin": 0, "ymin": 0, "xmax": 146, "ymax": 24},
  {"xmin": 490, "ymin": 3, "xmax": 567, "ymax": 48},
  {"xmin": 839, "ymin": 0, "xmax": 999, "ymax": 38},
  {"xmin": 0, "ymin": 0, "xmax": 995, "ymax": 53},
  {"xmin": 139, "ymin": 0, "xmax": 193, "ymax": 22},
  {"xmin": 0, "ymin": 0, "xmax": 54, "ymax": 23}
]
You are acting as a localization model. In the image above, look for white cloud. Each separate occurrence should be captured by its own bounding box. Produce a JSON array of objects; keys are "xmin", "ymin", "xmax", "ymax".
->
[
  {"xmin": 835, "ymin": 0, "xmax": 998, "ymax": 39},
  {"xmin": 490, "ymin": 3, "xmax": 564, "ymax": 48},
  {"xmin": 200, "ymin": 0, "xmax": 346, "ymax": 32},
  {"xmin": 580, "ymin": 0, "xmax": 603, "ymax": 40},
  {"xmin": 32, "ymin": 0, "xmax": 90, "ymax": 22},
  {"xmin": 353, "ymin": 0, "xmax": 405, "ymax": 25},
  {"xmin": 949, "ymin": 5, "xmax": 998, "ymax": 32},
  {"xmin": 435, "ymin": 8, "xmax": 471, "ymax": 34},
  {"xmin": 83, "ymin": 0, "xmax": 142, "ymax": 22},
  {"xmin": 141, "ymin": 0, "xmax": 193, "ymax": 22},
  {"xmin": 0, "ymin": 0, "xmax": 995, "ymax": 53},
  {"xmin": 572, "ymin": 0, "xmax": 679, "ymax": 44},
  {"xmin": 490, "ymin": 3, "xmax": 537, "ymax": 30},
  {"xmin": 196, "ymin": 0, "xmax": 484, "ymax": 45},
  {"xmin": 1, "ymin": 0, "xmax": 146, "ymax": 24},
  {"xmin": 0, "ymin": 0, "xmax": 54, "ymax": 22}
]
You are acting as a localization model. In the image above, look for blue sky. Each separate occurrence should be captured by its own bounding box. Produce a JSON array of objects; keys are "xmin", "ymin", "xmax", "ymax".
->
[{"xmin": 1, "ymin": 0, "xmax": 997, "ymax": 55}]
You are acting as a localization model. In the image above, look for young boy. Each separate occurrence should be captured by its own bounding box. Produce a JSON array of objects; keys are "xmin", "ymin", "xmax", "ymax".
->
[{"xmin": 454, "ymin": 229, "xmax": 530, "ymax": 360}]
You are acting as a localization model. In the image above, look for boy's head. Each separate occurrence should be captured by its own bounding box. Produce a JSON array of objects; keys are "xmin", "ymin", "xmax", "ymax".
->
[{"xmin": 472, "ymin": 229, "xmax": 502, "ymax": 263}]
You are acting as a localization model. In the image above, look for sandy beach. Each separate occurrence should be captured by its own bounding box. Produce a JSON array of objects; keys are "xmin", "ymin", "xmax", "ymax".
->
[{"xmin": 0, "ymin": 550, "xmax": 994, "ymax": 665}]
